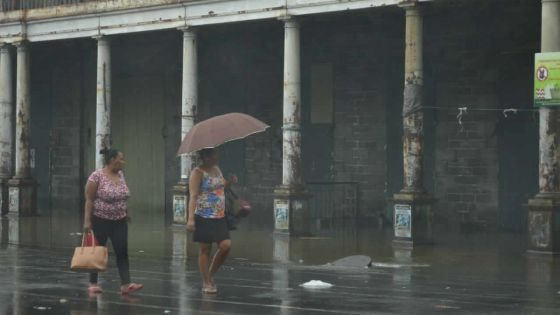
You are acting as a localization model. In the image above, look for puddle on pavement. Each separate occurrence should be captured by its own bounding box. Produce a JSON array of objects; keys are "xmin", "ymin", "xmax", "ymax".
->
[{"xmin": 0, "ymin": 208, "xmax": 554, "ymax": 275}]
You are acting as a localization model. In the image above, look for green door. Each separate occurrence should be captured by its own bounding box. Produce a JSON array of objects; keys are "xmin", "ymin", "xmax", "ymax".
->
[
  {"xmin": 31, "ymin": 66, "xmax": 53, "ymax": 212},
  {"xmin": 112, "ymin": 75, "xmax": 165, "ymax": 221}
]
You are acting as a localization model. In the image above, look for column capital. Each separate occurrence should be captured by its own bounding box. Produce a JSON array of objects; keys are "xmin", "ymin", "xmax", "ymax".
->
[
  {"xmin": 0, "ymin": 43, "xmax": 11, "ymax": 53},
  {"xmin": 279, "ymin": 15, "xmax": 299, "ymax": 25},
  {"xmin": 179, "ymin": 27, "xmax": 197, "ymax": 39},
  {"xmin": 178, "ymin": 26, "xmax": 197, "ymax": 33},
  {"xmin": 12, "ymin": 40, "xmax": 28, "ymax": 48},
  {"xmin": 93, "ymin": 35, "xmax": 110, "ymax": 43},
  {"xmin": 399, "ymin": 0, "xmax": 423, "ymax": 13}
]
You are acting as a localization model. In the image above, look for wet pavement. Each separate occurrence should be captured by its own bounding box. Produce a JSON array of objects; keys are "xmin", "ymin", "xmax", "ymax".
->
[{"xmin": 1, "ymin": 214, "xmax": 560, "ymax": 314}]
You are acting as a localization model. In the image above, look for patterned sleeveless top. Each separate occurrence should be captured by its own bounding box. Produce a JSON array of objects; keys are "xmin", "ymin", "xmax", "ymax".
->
[
  {"xmin": 195, "ymin": 167, "xmax": 225, "ymax": 219},
  {"xmin": 88, "ymin": 169, "xmax": 130, "ymax": 220}
]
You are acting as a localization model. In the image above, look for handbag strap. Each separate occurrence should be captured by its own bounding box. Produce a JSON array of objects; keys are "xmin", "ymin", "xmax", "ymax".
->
[{"xmin": 80, "ymin": 230, "xmax": 97, "ymax": 249}]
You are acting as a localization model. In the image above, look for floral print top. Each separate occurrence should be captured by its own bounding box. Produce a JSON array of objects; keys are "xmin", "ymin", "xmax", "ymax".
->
[
  {"xmin": 195, "ymin": 167, "xmax": 225, "ymax": 219},
  {"xmin": 88, "ymin": 169, "xmax": 130, "ymax": 220}
]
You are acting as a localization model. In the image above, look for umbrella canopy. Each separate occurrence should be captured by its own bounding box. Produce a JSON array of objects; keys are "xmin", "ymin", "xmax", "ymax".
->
[{"xmin": 177, "ymin": 113, "xmax": 269, "ymax": 156}]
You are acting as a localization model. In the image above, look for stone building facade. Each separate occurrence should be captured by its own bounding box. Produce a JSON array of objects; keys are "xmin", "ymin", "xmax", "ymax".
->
[{"xmin": 0, "ymin": 0, "xmax": 556, "ymax": 248}]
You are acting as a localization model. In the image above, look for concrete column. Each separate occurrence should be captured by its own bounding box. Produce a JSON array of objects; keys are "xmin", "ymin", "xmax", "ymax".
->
[
  {"xmin": 95, "ymin": 36, "xmax": 111, "ymax": 169},
  {"xmin": 282, "ymin": 17, "xmax": 303, "ymax": 187},
  {"xmin": 273, "ymin": 17, "xmax": 310, "ymax": 236},
  {"xmin": 14, "ymin": 41, "xmax": 31, "ymax": 180},
  {"xmin": 527, "ymin": 0, "xmax": 560, "ymax": 253},
  {"xmin": 402, "ymin": 4, "xmax": 424, "ymax": 193},
  {"xmin": 392, "ymin": 2, "xmax": 433, "ymax": 247},
  {"xmin": 0, "ymin": 44, "xmax": 13, "ymax": 215},
  {"xmin": 8, "ymin": 41, "xmax": 36, "ymax": 216},
  {"xmin": 538, "ymin": 0, "xmax": 560, "ymax": 195},
  {"xmin": 180, "ymin": 28, "xmax": 197, "ymax": 181},
  {"xmin": 172, "ymin": 27, "xmax": 198, "ymax": 226}
]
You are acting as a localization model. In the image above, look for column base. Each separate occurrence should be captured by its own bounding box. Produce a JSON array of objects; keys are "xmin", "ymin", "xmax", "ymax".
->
[
  {"xmin": 273, "ymin": 185, "xmax": 312, "ymax": 236},
  {"xmin": 527, "ymin": 193, "xmax": 560, "ymax": 254},
  {"xmin": 1, "ymin": 178, "xmax": 9, "ymax": 216},
  {"xmin": 7, "ymin": 178, "xmax": 37, "ymax": 217},
  {"xmin": 272, "ymin": 232, "xmax": 291, "ymax": 262},
  {"xmin": 392, "ymin": 191, "xmax": 435, "ymax": 247},
  {"xmin": 171, "ymin": 181, "xmax": 189, "ymax": 225}
]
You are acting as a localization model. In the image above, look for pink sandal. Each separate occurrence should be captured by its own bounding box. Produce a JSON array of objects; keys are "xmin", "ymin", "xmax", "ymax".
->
[
  {"xmin": 88, "ymin": 285, "xmax": 103, "ymax": 294},
  {"xmin": 121, "ymin": 283, "xmax": 143, "ymax": 295}
]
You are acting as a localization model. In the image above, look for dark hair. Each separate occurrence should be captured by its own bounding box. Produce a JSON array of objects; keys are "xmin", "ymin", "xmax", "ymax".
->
[
  {"xmin": 198, "ymin": 148, "xmax": 217, "ymax": 161},
  {"xmin": 99, "ymin": 148, "xmax": 121, "ymax": 165}
]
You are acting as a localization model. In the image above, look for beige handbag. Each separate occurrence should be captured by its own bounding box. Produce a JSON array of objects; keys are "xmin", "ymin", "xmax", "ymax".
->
[{"xmin": 70, "ymin": 231, "xmax": 108, "ymax": 272}]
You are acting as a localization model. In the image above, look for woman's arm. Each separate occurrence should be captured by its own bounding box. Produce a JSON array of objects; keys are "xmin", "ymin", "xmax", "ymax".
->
[
  {"xmin": 225, "ymin": 173, "xmax": 238, "ymax": 188},
  {"xmin": 83, "ymin": 181, "xmax": 98, "ymax": 231},
  {"xmin": 187, "ymin": 169, "xmax": 202, "ymax": 231}
]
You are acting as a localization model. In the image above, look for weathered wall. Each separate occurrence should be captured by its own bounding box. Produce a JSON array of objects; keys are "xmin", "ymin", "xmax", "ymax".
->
[
  {"xmin": 425, "ymin": 0, "xmax": 540, "ymax": 229},
  {"xmin": 197, "ymin": 23, "xmax": 284, "ymax": 225},
  {"xmin": 312, "ymin": 12, "xmax": 401, "ymax": 219},
  {"xmin": 48, "ymin": 41, "xmax": 87, "ymax": 212}
]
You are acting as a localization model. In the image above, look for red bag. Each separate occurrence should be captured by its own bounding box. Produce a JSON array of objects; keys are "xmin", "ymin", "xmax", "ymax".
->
[
  {"xmin": 238, "ymin": 200, "xmax": 252, "ymax": 218},
  {"xmin": 84, "ymin": 232, "xmax": 100, "ymax": 246}
]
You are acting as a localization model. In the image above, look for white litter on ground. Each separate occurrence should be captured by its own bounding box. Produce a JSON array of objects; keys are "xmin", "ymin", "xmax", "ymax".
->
[
  {"xmin": 370, "ymin": 262, "xmax": 430, "ymax": 268},
  {"xmin": 300, "ymin": 280, "xmax": 333, "ymax": 289}
]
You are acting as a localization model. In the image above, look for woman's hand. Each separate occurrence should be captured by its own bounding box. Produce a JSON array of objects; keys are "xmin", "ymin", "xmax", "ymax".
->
[
  {"xmin": 227, "ymin": 174, "xmax": 238, "ymax": 186},
  {"xmin": 187, "ymin": 218, "xmax": 195, "ymax": 232}
]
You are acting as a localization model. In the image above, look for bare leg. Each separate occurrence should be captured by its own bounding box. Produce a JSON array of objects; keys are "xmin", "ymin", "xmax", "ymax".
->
[
  {"xmin": 209, "ymin": 239, "xmax": 231, "ymax": 288},
  {"xmin": 199, "ymin": 243, "xmax": 213, "ymax": 290}
]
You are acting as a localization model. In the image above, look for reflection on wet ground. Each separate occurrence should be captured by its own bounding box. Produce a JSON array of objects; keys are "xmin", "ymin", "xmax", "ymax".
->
[{"xmin": 1, "ymin": 211, "xmax": 560, "ymax": 314}]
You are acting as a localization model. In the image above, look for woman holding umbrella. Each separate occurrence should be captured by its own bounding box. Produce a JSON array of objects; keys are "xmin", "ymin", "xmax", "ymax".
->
[
  {"xmin": 187, "ymin": 148, "xmax": 232, "ymax": 294},
  {"xmin": 179, "ymin": 113, "xmax": 269, "ymax": 294}
]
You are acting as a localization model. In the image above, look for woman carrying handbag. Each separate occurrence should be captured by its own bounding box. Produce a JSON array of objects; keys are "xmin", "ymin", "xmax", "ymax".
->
[{"xmin": 83, "ymin": 148, "xmax": 143, "ymax": 295}]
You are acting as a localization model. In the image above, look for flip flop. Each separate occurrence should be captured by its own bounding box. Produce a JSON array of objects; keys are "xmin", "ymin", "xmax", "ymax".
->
[
  {"xmin": 202, "ymin": 285, "xmax": 217, "ymax": 294},
  {"xmin": 88, "ymin": 285, "xmax": 103, "ymax": 294},
  {"xmin": 121, "ymin": 283, "xmax": 144, "ymax": 295}
]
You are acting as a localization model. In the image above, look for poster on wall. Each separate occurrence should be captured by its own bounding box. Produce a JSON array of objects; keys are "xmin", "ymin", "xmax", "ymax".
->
[
  {"xmin": 274, "ymin": 200, "xmax": 289, "ymax": 231},
  {"xmin": 173, "ymin": 195, "xmax": 187, "ymax": 224},
  {"xmin": 529, "ymin": 211, "xmax": 550, "ymax": 249},
  {"xmin": 535, "ymin": 52, "xmax": 560, "ymax": 107},
  {"xmin": 394, "ymin": 204, "xmax": 412, "ymax": 238},
  {"xmin": 8, "ymin": 187, "xmax": 18, "ymax": 214}
]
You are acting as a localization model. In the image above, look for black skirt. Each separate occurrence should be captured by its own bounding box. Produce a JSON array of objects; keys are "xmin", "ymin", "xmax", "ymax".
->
[{"xmin": 193, "ymin": 215, "xmax": 230, "ymax": 244}]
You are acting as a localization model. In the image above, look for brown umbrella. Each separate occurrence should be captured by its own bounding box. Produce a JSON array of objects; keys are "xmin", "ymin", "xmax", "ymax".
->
[{"xmin": 176, "ymin": 112, "xmax": 269, "ymax": 156}]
